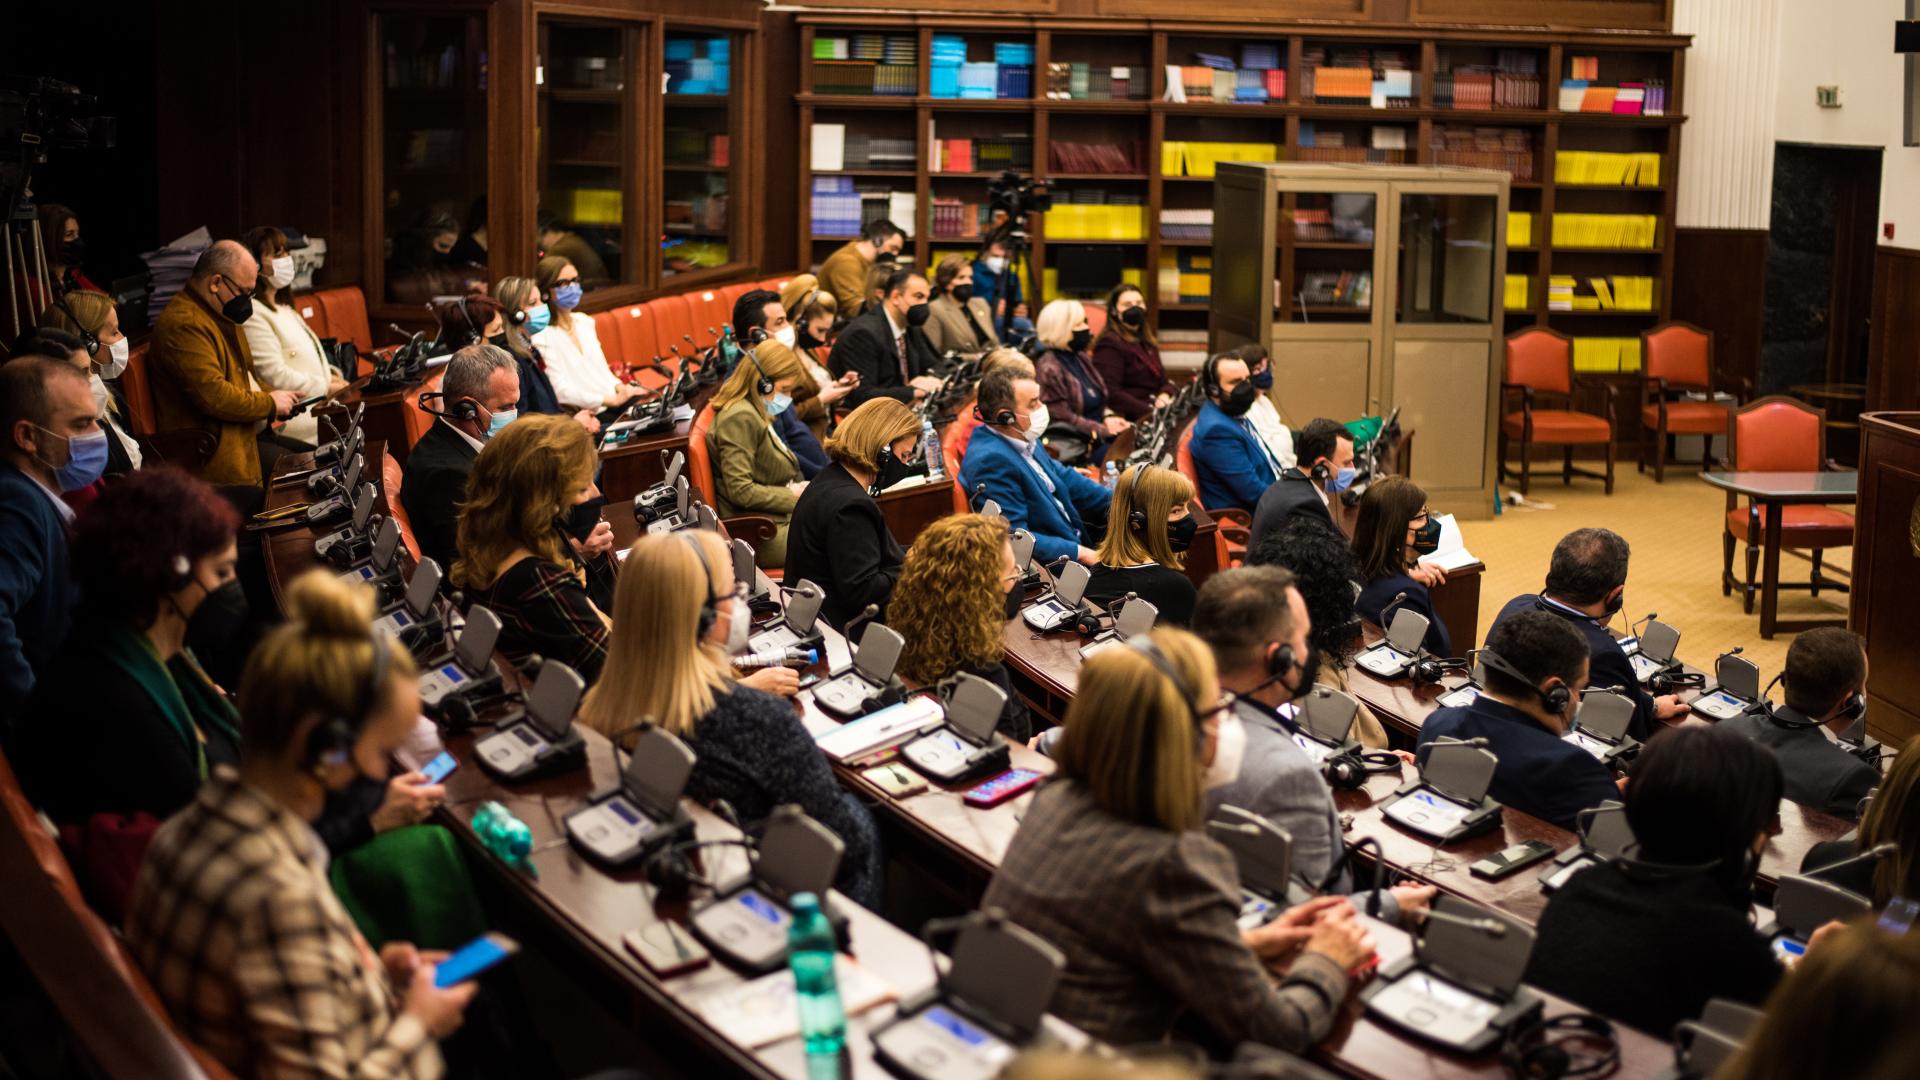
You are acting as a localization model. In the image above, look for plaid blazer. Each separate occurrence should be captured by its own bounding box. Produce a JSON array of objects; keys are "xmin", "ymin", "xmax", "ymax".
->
[
  {"xmin": 470, "ymin": 555, "xmax": 610, "ymax": 685},
  {"xmin": 127, "ymin": 770, "xmax": 443, "ymax": 1080},
  {"xmin": 982, "ymin": 780, "xmax": 1350, "ymax": 1052}
]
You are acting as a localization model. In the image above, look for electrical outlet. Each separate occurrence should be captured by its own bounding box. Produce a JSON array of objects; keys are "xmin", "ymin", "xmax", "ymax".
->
[{"xmin": 1816, "ymin": 85, "xmax": 1843, "ymax": 108}]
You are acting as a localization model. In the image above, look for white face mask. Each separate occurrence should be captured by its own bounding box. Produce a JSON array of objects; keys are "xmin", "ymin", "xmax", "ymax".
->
[
  {"xmin": 1203, "ymin": 711, "xmax": 1246, "ymax": 791},
  {"xmin": 88, "ymin": 373, "xmax": 110, "ymax": 415},
  {"xmin": 266, "ymin": 254, "xmax": 296, "ymax": 289},
  {"xmin": 772, "ymin": 325, "xmax": 797, "ymax": 349},
  {"xmin": 99, "ymin": 337, "xmax": 129, "ymax": 380},
  {"xmin": 984, "ymin": 255, "xmax": 1007, "ymax": 274},
  {"xmin": 725, "ymin": 597, "xmax": 751, "ymax": 654},
  {"xmin": 1022, "ymin": 403, "xmax": 1049, "ymax": 444}
]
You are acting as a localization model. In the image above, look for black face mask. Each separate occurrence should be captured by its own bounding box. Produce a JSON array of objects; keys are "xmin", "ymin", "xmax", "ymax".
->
[
  {"xmin": 1289, "ymin": 647, "xmax": 1322, "ymax": 700},
  {"xmin": 1069, "ymin": 328, "xmax": 1093, "ymax": 353},
  {"xmin": 184, "ymin": 577, "xmax": 252, "ymax": 682},
  {"xmin": 1004, "ymin": 577, "xmax": 1026, "ymax": 620},
  {"xmin": 951, "ymin": 284, "xmax": 973, "ymax": 304},
  {"xmin": 62, "ymin": 236, "xmax": 87, "ymax": 264},
  {"xmin": 875, "ymin": 250, "xmax": 899, "ymax": 265},
  {"xmin": 905, "ymin": 301, "xmax": 931, "ymax": 328},
  {"xmin": 1165, "ymin": 515, "xmax": 1199, "ymax": 553},
  {"xmin": 1410, "ymin": 516, "xmax": 1443, "ymax": 556},
  {"xmin": 1119, "ymin": 306, "xmax": 1146, "ymax": 329},
  {"xmin": 1220, "ymin": 380, "xmax": 1258, "ymax": 418},
  {"xmin": 217, "ymin": 278, "xmax": 254, "ymax": 324},
  {"xmin": 868, "ymin": 446, "xmax": 923, "ymax": 497}
]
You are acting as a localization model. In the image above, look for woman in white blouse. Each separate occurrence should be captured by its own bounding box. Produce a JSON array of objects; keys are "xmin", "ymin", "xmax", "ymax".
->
[
  {"xmin": 240, "ymin": 227, "xmax": 348, "ymax": 446},
  {"xmin": 530, "ymin": 255, "xmax": 642, "ymax": 414}
]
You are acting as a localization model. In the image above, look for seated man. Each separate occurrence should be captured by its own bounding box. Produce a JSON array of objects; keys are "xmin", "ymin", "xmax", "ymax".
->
[
  {"xmin": 0, "ymin": 358, "xmax": 94, "ymax": 714},
  {"xmin": 1488, "ymin": 527, "xmax": 1688, "ymax": 742},
  {"xmin": 1188, "ymin": 352, "xmax": 1282, "ymax": 513},
  {"xmin": 1417, "ymin": 610, "xmax": 1619, "ymax": 830},
  {"xmin": 403, "ymin": 343, "xmax": 519, "ymax": 571},
  {"xmin": 818, "ymin": 218, "xmax": 904, "ymax": 317},
  {"xmin": 1249, "ymin": 417, "xmax": 1351, "ymax": 549},
  {"xmin": 827, "ymin": 266, "xmax": 946, "ymax": 410},
  {"xmin": 959, "ymin": 368, "xmax": 1111, "ymax": 566},
  {"xmin": 1194, "ymin": 565, "xmax": 1431, "ymax": 925},
  {"xmin": 1721, "ymin": 627, "xmax": 1879, "ymax": 819}
]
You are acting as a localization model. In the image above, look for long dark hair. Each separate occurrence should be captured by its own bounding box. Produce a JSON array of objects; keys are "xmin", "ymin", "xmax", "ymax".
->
[
  {"xmin": 240, "ymin": 226, "xmax": 289, "ymax": 309},
  {"xmin": 1248, "ymin": 518, "xmax": 1363, "ymax": 669},
  {"xmin": 1352, "ymin": 475, "xmax": 1427, "ymax": 582},
  {"xmin": 1102, "ymin": 282, "xmax": 1156, "ymax": 348}
]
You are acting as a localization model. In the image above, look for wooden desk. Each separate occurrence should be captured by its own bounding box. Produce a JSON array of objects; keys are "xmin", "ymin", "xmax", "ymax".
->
[
  {"xmin": 598, "ymin": 420, "xmax": 695, "ymax": 505},
  {"xmin": 1423, "ymin": 561, "xmax": 1486, "ymax": 655},
  {"xmin": 1700, "ymin": 470, "xmax": 1858, "ymax": 639},
  {"xmin": 316, "ymin": 374, "xmax": 433, "ymax": 467},
  {"xmin": 874, "ymin": 477, "xmax": 959, "ymax": 549},
  {"xmin": 260, "ymin": 444, "xmax": 389, "ymax": 613}
]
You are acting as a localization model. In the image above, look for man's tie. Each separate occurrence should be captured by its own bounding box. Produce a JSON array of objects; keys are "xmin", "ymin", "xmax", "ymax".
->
[{"xmin": 895, "ymin": 331, "xmax": 911, "ymax": 384}]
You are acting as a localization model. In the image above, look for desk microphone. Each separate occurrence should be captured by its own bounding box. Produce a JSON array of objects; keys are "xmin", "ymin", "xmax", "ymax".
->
[
  {"xmin": 968, "ymin": 483, "xmax": 990, "ymax": 511},
  {"xmin": 1580, "ymin": 684, "xmax": 1628, "ymax": 696},
  {"xmin": 1629, "ymin": 611, "xmax": 1659, "ymax": 636},
  {"xmin": 1378, "ymin": 591, "xmax": 1410, "ymax": 629},
  {"xmin": 844, "ymin": 603, "xmax": 882, "ymax": 647},
  {"xmin": 1804, "ymin": 842, "xmax": 1899, "ymax": 879},
  {"xmin": 1423, "ymin": 906, "xmax": 1509, "ymax": 939}
]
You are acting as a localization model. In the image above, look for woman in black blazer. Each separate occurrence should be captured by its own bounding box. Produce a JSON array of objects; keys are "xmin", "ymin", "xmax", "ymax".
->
[
  {"xmin": 1804, "ymin": 733, "xmax": 1920, "ymax": 905},
  {"xmin": 785, "ymin": 397, "xmax": 926, "ymax": 630},
  {"xmin": 1351, "ymin": 475, "xmax": 1453, "ymax": 657}
]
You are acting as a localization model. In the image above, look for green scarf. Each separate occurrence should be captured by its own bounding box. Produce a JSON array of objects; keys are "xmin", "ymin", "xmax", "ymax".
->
[{"xmin": 94, "ymin": 620, "xmax": 242, "ymax": 780}]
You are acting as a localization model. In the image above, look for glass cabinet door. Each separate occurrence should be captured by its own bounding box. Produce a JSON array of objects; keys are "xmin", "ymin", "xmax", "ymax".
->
[
  {"xmin": 662, "ymin": 29, "xmax": 740, "ymax": 279},
  {"xmin": 1278, "ymin": 191, "xmax": 1378, "ymax": 322},
  {"xmin": 378, "ymin": 12, "xmax": 490, "ymax": 304},
  {"xmin": 538, "ymin": 21, "xmax": 634, "ymax": 292},
  {"xmin": 1396, "ymin": 192, "xmax": 1498, "ymax": 324}
]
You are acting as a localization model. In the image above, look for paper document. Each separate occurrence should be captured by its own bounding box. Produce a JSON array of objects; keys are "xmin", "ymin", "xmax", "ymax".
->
[
  {"xmin": 1416, "ymin": 513, "xmax": 1480, "ymax": 573},
  {"xmin": 690, "ymin": 955, "xmax": 894, "ymax": 1048}
]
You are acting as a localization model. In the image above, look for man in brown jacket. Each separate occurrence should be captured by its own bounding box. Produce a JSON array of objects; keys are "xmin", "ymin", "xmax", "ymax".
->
[
  {"xmin": 816, "ymin": 219, "xmax": 904, "ymax": 318},
  {"xmin": 151, "ymin": 240, "xmax": 299, "ymax": 488}
]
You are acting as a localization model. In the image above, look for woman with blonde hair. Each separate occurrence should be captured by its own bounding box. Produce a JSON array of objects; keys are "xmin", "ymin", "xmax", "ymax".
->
[
  {"xmin": 1084, "ymin": 463, "xmax": 1200, "ymax": 626},
  {"xmin": 487, "ymin": 275, "xmax": 578, "ymax": 424},
  {"xmin": 707, "ymin": 339, "xmax": 811, "ymax": 568},
  {"xmin": 786, "ymin": 397, "xmax": 923, "ymax": 630},
  {"xmin": 453, "ymin": 414, "xmax": 610, "ymax": 684},
  {"xmin": 886, "ymin": 513, "xmax": 1031, "ymax": 740},
  {"xmin": 583, "ymin": 530, "xmax": 881, "ymax": 907},
  {"xmin": 531, "ymin": 255, "xmax": 642, "ymax": 414},
  {"xmin": 35, "ymin": 287, "xmax": 143, "ymax": 472},
  {"xmin": 982, "ymin": 627, "xmax": 1373, "ymax": 1050},
  {"xmin": 1804, "ymin": 733, "xmax": 1920, "ymax": 904},
  {"xmin": 1033, "ymin": 298, "xmax": 1128, "ymax": 454},
  {"xmin": 1717, "ymin": 920, "xmax": 1920, "ymax": 1080}
]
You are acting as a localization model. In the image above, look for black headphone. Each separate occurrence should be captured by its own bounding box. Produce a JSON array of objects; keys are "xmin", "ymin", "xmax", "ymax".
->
[
  {"xmin": 51, "ymin": 293, "xmax": 100, "ymax": 356},
  {"xmin": 1479, "ymin": 648, "xmax": 1573, "ymax": 715},
  {"xmin": 974, "ymin": 399, "xmax": 1019, "ymax": 427},
  {"xmin": 1758, "ymin": 671, "xmax": 1865, "ymax": 730},
  {"xmin": 418, "ymin": 390, "xmax": 481, "ymax": 423},
  {"xmin": 743, "ymin": 341, "xmax": 775, "ymax": 397},
  {"xmin": 1501, "ymin": 1013, "xmax": 1620, "ymax": 1080},
  {"xmin": 1128, "ymin": 635, "xmax": 1201, "ymax": 729},
  {"xmin": 304, "ymin": 624, "xmax": 393, "ymax": 772},
  {"xmin": 1322, "ymin": 749, "xmax": 1404, "ymax": 791},
  {"xmin": 1199, "ymin": 352, "xmax": 1225, "ymax": 400},
  {"xmin": 169, "ymin": 553, "xmax": 195, "ymax": 593},
  {"xmin": 1308, "ymin": 459, "xmax": 1331, "ymax": 482},
  {"xmin": 1648, "ymin": 668, "xmax": 1706, "ymax": 697},
  {"xmin": 679, "ymin": 532, "xmax": 723, "ymax": 639},
  {"xmin": 1411, "ymin": 655, "xmax": 1471, "ymax": 688},
  {"xmin": 1124, "ymin": 462, "xmax": 1151, "ymax": 535}
]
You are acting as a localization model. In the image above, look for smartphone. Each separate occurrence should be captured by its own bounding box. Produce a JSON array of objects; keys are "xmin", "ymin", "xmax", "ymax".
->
[
  {"xmin": 433, "ymin": 931, "xmax": 520, "ymax": 987},
  {"xmin": 623, "ymin": 924, "xmax": 711, "ymax": 977},
  {"xmin": 964, "ymin": 768, "xmax": 1042, "ymax": 808},
  {"xmin": 419, "ymin": 751, "xmax": 458, "ymax": 785},
  {"xmin": 1468, "ymin": 839, "xmax": 1558, "ymax": 881},
  {"xmin": 1878, "ymin": 897, "xmax": 1920, "ymax": 935},
  {"xmin": 288, "ymin": 394, "xmax": 327, "ymax": 417},
  {"xmin": 1771, "ymin": 936, "xmax": 1807, "ymax": 964},
  {"xmin": 796, "ymin": 671, "xmax": 822, "ymax": 692}
]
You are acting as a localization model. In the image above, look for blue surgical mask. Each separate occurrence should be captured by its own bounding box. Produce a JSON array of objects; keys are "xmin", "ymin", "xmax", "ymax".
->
[
  {"xmin": 1251, "ymin": 368, "xmax": 1273, "ymax": 391},
  {"xmin": 39, "ymin": 425, "xmax": 110, "ymax": 491},
  {"xmin": 552, "ymin": 282, "xmax": 583, "ymax": 311},
  {"xmin": 525, "ymin": 304, "xmax": 551, "ymax": 334},
  {"xmin": 766, "ymin": 393, "xmax": 793, "ymax": 417},
  {"xmin": 486, "ymin": 407, "xmax": 518, "ymax": 438},
  {"xmin": 1327, "ymin": 466, "xmax": 1358, "ymax": 494}
]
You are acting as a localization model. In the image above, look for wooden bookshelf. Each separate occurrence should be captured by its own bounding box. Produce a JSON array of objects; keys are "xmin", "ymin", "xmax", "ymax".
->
[{"xmin": 793, "ymin": 14, "xmax": 1688, "ymax": 380}]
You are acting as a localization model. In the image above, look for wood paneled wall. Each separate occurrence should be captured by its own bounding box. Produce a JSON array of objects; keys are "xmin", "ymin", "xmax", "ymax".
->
[
  {"xmin": 779, "ymin": 0, "xmax": 1673, "ymax": 29},
  {"xmin": 1868, "ymin": 246, "xmax": 1920, "ymax": 412},
  {"xmin": 1671, "ymin": 227, "xmax": 1768, "ymax": 390}
]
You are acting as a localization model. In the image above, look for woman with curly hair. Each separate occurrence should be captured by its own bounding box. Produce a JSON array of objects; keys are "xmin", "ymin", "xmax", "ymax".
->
[
  {"xmin": 885, "ymin": 513, "xmax": 1031, "ymax": 741},
  {"xmin": 1248, "ymin": 517, "xmax": 1388, "ymax": 748}
]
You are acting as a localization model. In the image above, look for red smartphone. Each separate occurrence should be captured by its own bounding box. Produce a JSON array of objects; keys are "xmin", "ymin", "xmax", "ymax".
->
[{"xmin": 964, "ymin": 768, "xmax": 1042, "ymax": 808}]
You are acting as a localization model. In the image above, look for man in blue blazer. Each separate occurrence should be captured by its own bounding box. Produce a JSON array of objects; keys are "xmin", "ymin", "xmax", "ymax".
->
[
  {"xmin": 960, "ymin": 368, "xmax": 1111, "ymax": 566},
  {"xmin": 1488, "ymin": 528, "xmax": 1689, "ymax": 743},
  {"xmin": 1418, "ymin": 610, "xmax": 1621, "ymax": 830},
  {"xmin": 1188, "ymin": 353, "xmax": 1284, "ymax": 512},
  {"xmin": 0, "ymin": 358, "xmax": 95, "ymax": 716}
]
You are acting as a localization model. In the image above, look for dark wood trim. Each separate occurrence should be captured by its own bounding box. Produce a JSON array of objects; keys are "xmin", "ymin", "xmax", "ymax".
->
[
  {"xmin": 1672, "ymin": 227, "xmax": 1767, "ymax": 395},
  {"xmin": 1868, "ymin": 245, "xmax": 1920, "ymax": 412}
]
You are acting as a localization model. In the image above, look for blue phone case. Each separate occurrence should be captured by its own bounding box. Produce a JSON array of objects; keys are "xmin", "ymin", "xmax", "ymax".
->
[
  {"xmin": 420, "ymin": 751, "xmax": 457, "ymax": 784},
  {"xmin": 434, "ymin": 934, "xmax": 515, "ymax": 987}
]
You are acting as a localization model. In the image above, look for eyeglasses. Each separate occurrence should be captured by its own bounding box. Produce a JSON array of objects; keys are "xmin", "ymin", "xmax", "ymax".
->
[{"xmin": 1197, "ymin": 691, "xmax": 1237, "ymax": 721}]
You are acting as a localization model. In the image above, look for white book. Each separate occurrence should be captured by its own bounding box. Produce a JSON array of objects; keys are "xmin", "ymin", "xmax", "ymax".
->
[
  {"xmin": 1416, "ymin": 513, "xmax": 1481, "ymax": 573},
  {"xmin": 810, "ymin": 123, "xmax": 845, "ymax": 172}
]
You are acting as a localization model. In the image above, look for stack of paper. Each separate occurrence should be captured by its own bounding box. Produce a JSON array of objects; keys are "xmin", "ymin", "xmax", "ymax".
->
[
  {"xmin": 141, "ymin": 226, "xmax": 212, "ymax": 328},
  {"xmin": 1416, "ymin": 514, "xmax": 1479, "ymax": 573}
]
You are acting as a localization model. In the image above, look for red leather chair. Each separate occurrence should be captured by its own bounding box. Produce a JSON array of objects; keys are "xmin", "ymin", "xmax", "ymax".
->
[
  {"xmin": 1721, "ymin": 396, "xmax": 1854, "ymax": 613},
  {"xmin": 120, "ymin": 341, "xmax": 218, "ymax": 472},
  {"xmin": 398, "ymin": 368, "xmax": 443, "ymax": 451},
  {"xmin": 1082, "ymin": 302, "xmax": 1107, "ymax": 340},
  {"xmin": 293, "ymin": 286, "xmax": 375, "ymax": 357},
  {"xmin": 685, "ymin": 403, "xmax": 782, "ymax": 569},
  {"xmin": 647, "ymin": 294, "xmax": 700, "ymax": 367},
  {"xmin": 1639, "ymin": 322, "xmax": 1749, "ymax": 482},
  {"xmin": 683, "ymin": 288, "xmax": 731, "ymax": 348},
  {"xmin": 1500, "ymin": 328, "xmax": 1615, "ymax": 496},
  {"xmin": 1174, "ymin": 420, "xmax": 1251, "ymax": 564},
  {"xmin": 382, "ymin": 450, "xmax": 423, "ymax": 561},
  {"xmin": 118, "ymin": 339, "xmax": 160, "ymax": 435},
  {"xmin": 591, "ymin": 308, "xmax": 630, "ymax": 377}
]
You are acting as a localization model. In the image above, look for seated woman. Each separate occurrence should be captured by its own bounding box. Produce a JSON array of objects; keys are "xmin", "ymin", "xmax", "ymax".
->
[
  {"xmin": 531, "ymin": 255, "xmax": 642, "ymax": 416},
  {"xmin": 924, "ymin": 253, "xmax": 999, "ymax": 355},
  {"xmin": 489, "ymin": 276, "xmax": 576, "ymax": 426},
  {"xmin": 887, "ymin": 514, "xmax": 1032, "ymax": 742},
  {"xmin": 1249, "ymin": 519, "xmax": 1390, "ymax": 748},
  {"xmin": 1083, "ymin": 463, "xmax": 1200, "ymax": 627},
  {"xmin": 707, "ymin": 341, "xmax": 809, "ymax": 569},
  {"xmin": 452, "ymin": 414, "xmax": 610, "ymax": 685},
  {"xmin": 582, "ymin": 531, "xmax": 881, "ymax": 909},
  {"xmin": 1804, "ymin": 733, "xmax": 1920, "ymax": 905},
  {"xmin": 239, "ymin": 226, "xmax": 349, "ymax": 448},
  {"xmin": 127, "ymin": 570, "xmax": 477, "ymax": 1076},
  {"xmin": 1032, "ymin": 298, "xmax": 1129, "ymax": 456},
  {"xmin": 35, "ymin": 290, "xmax": 143, "ymax": 474},
  {"xmin": 1350, "ymin": 475, "xmax": 1452, "ymax": 658},
  {"xmin": 786, "ymin": 397, "xmax": 921, "ymax": 631},
  {"xmin": 1524, "ymin": 725, "xmax": 1785, "ymax": 1036},
  {"xmin": 1090, "ymin": 284, "xmax": 1172, "ymax": 422},
  {"xmin": 981, "ymin": 628, "xmax": 1372, "ymax": 1051}
]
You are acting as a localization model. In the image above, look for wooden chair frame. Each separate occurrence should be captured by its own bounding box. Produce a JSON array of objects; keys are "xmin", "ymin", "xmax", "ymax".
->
[
  {"xmin": 1637, "ymin": 320, "xmax": 1751, "ymax": 483},
  {"xmin": 1720, "ymin": 394, "xmax": 1853, "ymax": 612},
  {"xmin": 1498, "ymin": 328, "xmax": 1616, "ymax": 496}
]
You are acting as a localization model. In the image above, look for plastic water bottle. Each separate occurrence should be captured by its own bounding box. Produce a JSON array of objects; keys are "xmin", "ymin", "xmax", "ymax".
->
[
  {"xmin": 733, "ymin": 645, "xmax": 819, "ymax": 669},
  {"xmin": 471, "ymin": 800, "xmax": 535, "ymax": 876},
  {"xmin": 788, "ymin": 892, "xmax": 846, "ymax": 1078},
  {"xmin": 1104, "ymin": 460, "xmax": 1121, "ymax": 488},
  {"xmin": 922, "ymin": 417, "xmax": 945, "ymax": 480}
]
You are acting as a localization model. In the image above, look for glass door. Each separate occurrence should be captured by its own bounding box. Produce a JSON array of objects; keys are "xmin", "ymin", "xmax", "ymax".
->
[
  {"xmin": 662, "ymin": 28, "xmax": 741, "ymax": 280},
  {"xmin": 377, "ymin": 11, "xmax": 490, "ymax": 305},
  {"xmin": 537, "ymin": 20, "xmax": 637, "ymax": 293},
  {"xmin": 1267, "ymin": 177, "xmax": 1388, "ymax": 427}
]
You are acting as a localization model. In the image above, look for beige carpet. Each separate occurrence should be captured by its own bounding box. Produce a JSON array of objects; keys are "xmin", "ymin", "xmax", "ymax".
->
[{"xmin": 1460, "ymin": 464, "xmax": 1852, "ymax": 681}]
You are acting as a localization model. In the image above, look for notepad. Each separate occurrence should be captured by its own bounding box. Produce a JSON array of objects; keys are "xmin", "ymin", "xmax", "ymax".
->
[{"xmin": 690, "ymin": 956, "xmax": 895, "ymax": 1048}]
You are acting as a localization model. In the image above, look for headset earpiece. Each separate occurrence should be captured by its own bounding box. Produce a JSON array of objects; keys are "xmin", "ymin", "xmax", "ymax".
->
[
  {"xmin": 170, "ymin": 553, "xmax": 194, "ymax": 592},
  {"xmin": 1479, "ymin": 648, "xmax": 1572, "ymax": 714},
  {"xmin": 1309, "ymin": 460, "xmax": 1331, "ymax": 482},
  {"xmin": 305, "ymin": 624, "xmax": 393, "ymax": 773},
  {"xmin": 744, "ymin": 344, "xmax": 775, "ymax": 397},
  {"xmin": 1073, "ymin": 609, "xmax": 1105, "ymax": 638},
  {"xmin": 1501, "ymin": 1013, "xmax": 1620, "ymax": 1080},
  {"xmin": 1268, "ymin": 641, "xmax": 1297, "ymax": 682},
  {"xmin": 452, "ymin": 398, "xmax": 480, "ymax": 422},
  {"xmin": 507, "ymin": 306, "xmax": 528, "ymax": 326},
  {"xmin": 53, "ymin": 293, "xmax": 100, "ymax": 356},
  {"xmin": 1124, "ymin": 462, "xmax": 1152, "ymax": 535},
  {"xmin": 679, "ymin": 532, "xmax": 721, "ymax": 638}
]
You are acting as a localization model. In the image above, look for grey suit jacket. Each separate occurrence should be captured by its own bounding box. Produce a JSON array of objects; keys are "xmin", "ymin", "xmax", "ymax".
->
[
  {"xmin": 923, "ymin": 294, "xmax": 999, "ymax": 356},
  {"xmin": 1720, "ymin": 708, "xmax": 1880, "ymax": 820}
]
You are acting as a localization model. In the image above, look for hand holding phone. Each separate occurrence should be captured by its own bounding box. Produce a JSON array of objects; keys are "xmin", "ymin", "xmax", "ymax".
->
[
  {"xmin": 419, "ymin": 751, "xmax": 458, "ymax": 784},
  {"xmin": 432, "ymin": 931, "xmax": 519, "ymax": 987}
]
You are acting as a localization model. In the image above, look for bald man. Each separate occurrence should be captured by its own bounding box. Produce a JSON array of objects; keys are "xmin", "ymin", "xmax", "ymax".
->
[{"xmin": 151, "ymin": 239, "xmax": 300, "ymax": 487}]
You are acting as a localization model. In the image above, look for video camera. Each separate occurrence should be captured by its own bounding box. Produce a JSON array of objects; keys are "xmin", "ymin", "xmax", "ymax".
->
[
  {"xmin": 2, "ymin": 76, "xmax": 115, "ymax": 220},
  {"xmin": 987, "ymin": 170, "xmax": 1051, "ymax": 220}
]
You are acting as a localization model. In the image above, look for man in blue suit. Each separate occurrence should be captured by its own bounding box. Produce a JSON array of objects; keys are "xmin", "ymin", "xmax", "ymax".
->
[
  {"xmin": 1188, "ymin": 352, "xmax": 1285, "ymax": 512},
  {"xmin": 960, "ymin": 368, "xmax": 1111, "ymax": 565},
  {"xmin": 1488, "ymin": 528, "xmax": 1689, "ymax": 743},
  {"xmin": 0, "ymin": 358, "xmax": 96, "ymax": 716},
  {"xmin": 1418, "ymin": 610, "xmax": 1621, "ymax": 830}
]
